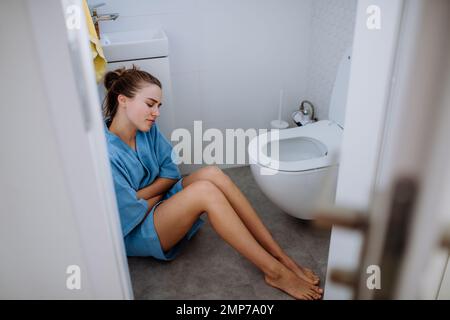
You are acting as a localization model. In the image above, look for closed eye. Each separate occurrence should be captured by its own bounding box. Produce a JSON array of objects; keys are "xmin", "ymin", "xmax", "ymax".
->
[{"xmin": 147, "ymin": 103, "xmax": 162, "ymax": 108}]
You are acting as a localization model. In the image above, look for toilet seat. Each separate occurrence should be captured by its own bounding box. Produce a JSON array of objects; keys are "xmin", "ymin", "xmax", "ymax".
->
[{"xmin": 248, "ymin": 120, "xmax": 342, "ymax": 172}]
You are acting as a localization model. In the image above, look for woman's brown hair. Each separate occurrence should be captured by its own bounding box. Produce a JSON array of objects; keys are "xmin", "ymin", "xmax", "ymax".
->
[{"xmin": 102, "ymin": 65, "xmax": 162, "ymax": 123}]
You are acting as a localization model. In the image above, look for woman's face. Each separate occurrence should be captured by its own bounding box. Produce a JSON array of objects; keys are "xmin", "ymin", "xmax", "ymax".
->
[{"xmin": 120, "ymin": 83, "xmax": 162, "ymax": 132}]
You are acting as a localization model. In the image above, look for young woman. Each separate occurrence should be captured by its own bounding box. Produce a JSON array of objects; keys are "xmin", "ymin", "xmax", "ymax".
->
[{"xmin": 103, "ymin": 66, "xmax": 323, "ymax": 300}]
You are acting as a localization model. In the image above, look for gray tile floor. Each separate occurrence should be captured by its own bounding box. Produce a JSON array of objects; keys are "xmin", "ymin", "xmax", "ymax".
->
[{"xmin": 127, "ymin": 166, "xmax": 331, "ymax": 300}]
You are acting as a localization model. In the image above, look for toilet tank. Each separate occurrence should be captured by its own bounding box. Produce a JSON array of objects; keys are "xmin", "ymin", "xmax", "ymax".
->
[{"xmin": 328, "ymin": 47, "xmax": 353, "ymax": 129}]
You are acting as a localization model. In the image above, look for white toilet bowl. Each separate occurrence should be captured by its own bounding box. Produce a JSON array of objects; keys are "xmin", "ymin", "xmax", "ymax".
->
[
  {"xmin": 248, "ymin": 120, "xmax": 342, "ymax": 219},
  {"xmin": 247, "ymin": 48, "xmax": 352, "ymax": 219}
]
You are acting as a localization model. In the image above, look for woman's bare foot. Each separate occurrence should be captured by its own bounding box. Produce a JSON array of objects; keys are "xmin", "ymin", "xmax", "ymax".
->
[
  {"xmin": 264, "ymin": 266, "xmax": 322, "ymax": 300},
  {"xmin": 277, "ymin": 254, "xmax": 320, "ymax": 285}
]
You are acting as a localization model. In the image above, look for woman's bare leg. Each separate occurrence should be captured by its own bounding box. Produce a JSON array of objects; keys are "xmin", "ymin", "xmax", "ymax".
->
[
  {"xmin": 181, "ymin": 166, "xmax": 320, "ymax": 284},
  {"xmin": 153, "ymin": 180, "xmax": 322, "ymax": 300}
]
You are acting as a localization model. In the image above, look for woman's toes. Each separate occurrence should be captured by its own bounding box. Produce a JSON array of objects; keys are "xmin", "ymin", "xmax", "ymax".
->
[
  {"xmin": 308, "ymin": 288, "xmax": 321, "ymax": 300},
  {"xmin": 302, "ymin": 267, "xmax": 320, "ymax": 281},
  {"xmin": 309, "ymin": 285, "xmax": 321, "ymax": 294},
  {"xmin": 308, "ymin": 270, "xmax": 320, "ymax": 279},
  {"xmin": 308, "ymin": 290, "xmax": 318, "ymax": 300},
  {"xmin": 311, "ymin": 273, "xmax": 320, "ymax": 282}
]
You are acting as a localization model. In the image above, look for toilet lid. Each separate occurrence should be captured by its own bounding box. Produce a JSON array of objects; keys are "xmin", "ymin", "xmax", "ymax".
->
[{"xmin": 248, "ymin": 120, "xmax": 342, "ymax": 172}]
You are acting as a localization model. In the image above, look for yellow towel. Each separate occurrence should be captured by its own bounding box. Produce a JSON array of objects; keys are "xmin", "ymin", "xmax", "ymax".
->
[{"xmin": 82, "ymin": 0, "xmax": 107, "ymax": 83}]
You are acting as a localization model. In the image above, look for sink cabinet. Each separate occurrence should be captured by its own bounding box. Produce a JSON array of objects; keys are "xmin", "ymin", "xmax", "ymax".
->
[{"xmin": 98, "ymin": 29, "xmax": 176, "ymax": 139}]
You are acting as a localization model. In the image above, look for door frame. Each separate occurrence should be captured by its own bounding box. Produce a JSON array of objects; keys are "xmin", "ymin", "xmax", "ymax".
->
[
  {"xmin": 27, "ymin": 0, "xmax": 133, "ymax": 299},
  {"xmin": 324, "ymin": 0, "xmax": 405, "ymax": 299},
  {"xmin": 324, "ymin": 0, "xmax": 450, "ymax": 299}
]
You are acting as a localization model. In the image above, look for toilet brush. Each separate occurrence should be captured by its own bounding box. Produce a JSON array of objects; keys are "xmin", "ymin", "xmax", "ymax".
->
[{"xmin": 270, "ymin": 89, "xmax": 289, "ymax": 129}]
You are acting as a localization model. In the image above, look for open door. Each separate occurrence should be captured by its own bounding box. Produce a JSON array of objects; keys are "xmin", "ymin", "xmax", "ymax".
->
[
  {"xmin": 0, "ymin": 0, "xmax": 132, "ymax": 298},
  {"xmin": 320, "ymin": 0, "xmax": 450, "ymax": 299}
]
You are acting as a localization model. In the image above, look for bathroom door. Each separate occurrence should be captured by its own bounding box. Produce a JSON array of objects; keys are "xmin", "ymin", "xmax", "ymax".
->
[
  {"xmin": 322, "ymin": 0, "xmax": 450, "ymax": 299},
  {"xmin": 0, "ymin": 0, "xmax": 134, "ymax": 298}
]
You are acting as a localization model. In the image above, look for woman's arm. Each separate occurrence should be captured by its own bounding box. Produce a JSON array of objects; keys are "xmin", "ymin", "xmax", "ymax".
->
[
  {"xmin": 137, "ymin": 177, "xmax": 178, "ymax": 200},
  {"xmin": 144, "ymin": 194, "xmax": 164, "ymax": 215}
]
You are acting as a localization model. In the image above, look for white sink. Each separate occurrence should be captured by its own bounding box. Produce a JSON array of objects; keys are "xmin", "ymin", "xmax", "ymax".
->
[{"xmin": 100, "ymin": 28, "xmax": 169, "ymax": 62}]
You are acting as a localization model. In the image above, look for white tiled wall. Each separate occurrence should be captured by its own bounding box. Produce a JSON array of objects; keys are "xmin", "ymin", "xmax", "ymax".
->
[
  {"xmin": 305, "ymin": 0, "xmax": 358, "ymax": 121},
  {"xmin": 89, "ymin": 0, "xmax": 356, "ymax": 169},
  {"xmin": 89, "ymin": 0, "xmax": 313, "ymax": 132}
]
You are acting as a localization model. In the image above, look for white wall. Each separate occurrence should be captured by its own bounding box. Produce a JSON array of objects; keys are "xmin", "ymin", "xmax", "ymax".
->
[
  {"xmin": 305, "ymin": 0, "xmax": 357, "ymax": 121},
  {"xmin": 90, "ymin": 0, "xmax": 313, "ymax": 131},
  {"xmin": 90, "ymin": 0, "xmax": 357, "ymax": 168}
]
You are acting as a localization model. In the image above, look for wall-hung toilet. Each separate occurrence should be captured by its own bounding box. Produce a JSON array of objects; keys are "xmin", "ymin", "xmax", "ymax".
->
[{"xmin": 248, "ymin": 48, "xmax": 352, "ymax": 220}]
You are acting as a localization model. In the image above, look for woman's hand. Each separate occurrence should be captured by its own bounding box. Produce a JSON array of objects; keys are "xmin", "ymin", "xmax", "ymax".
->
[
  {"xmin": 137, "ymin": 177, "xmax": 177, "ymax": 200},
  {"xmin": 145, "ymin": 194, "xmax": 165, "ymax": 215}
]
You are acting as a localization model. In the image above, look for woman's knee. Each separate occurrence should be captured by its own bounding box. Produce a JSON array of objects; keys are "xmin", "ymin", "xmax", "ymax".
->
[
  {"xmin": 201, "ymin": 166, "xmax": 231, "ymax": 186},
  {"xmin": 187, "ymin": 179, "xmax": 227, "ymax": 206}
]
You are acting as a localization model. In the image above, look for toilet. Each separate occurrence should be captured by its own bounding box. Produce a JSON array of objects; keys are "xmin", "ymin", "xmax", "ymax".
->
[{"xmin": 248, "ymin": 48, "xmax": 352, "ymax": 219}]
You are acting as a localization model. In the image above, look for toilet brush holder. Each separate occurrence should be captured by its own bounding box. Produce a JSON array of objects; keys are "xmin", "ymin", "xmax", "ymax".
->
[{"xmin": 270, "ymin": 119, "xmax": 289, "ymax": 130}]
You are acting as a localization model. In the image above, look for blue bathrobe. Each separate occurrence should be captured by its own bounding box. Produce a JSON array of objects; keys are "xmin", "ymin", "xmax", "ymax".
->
[{"xmin": 105, "ymin": 122, "xmax": 204, "ymax": 260}]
